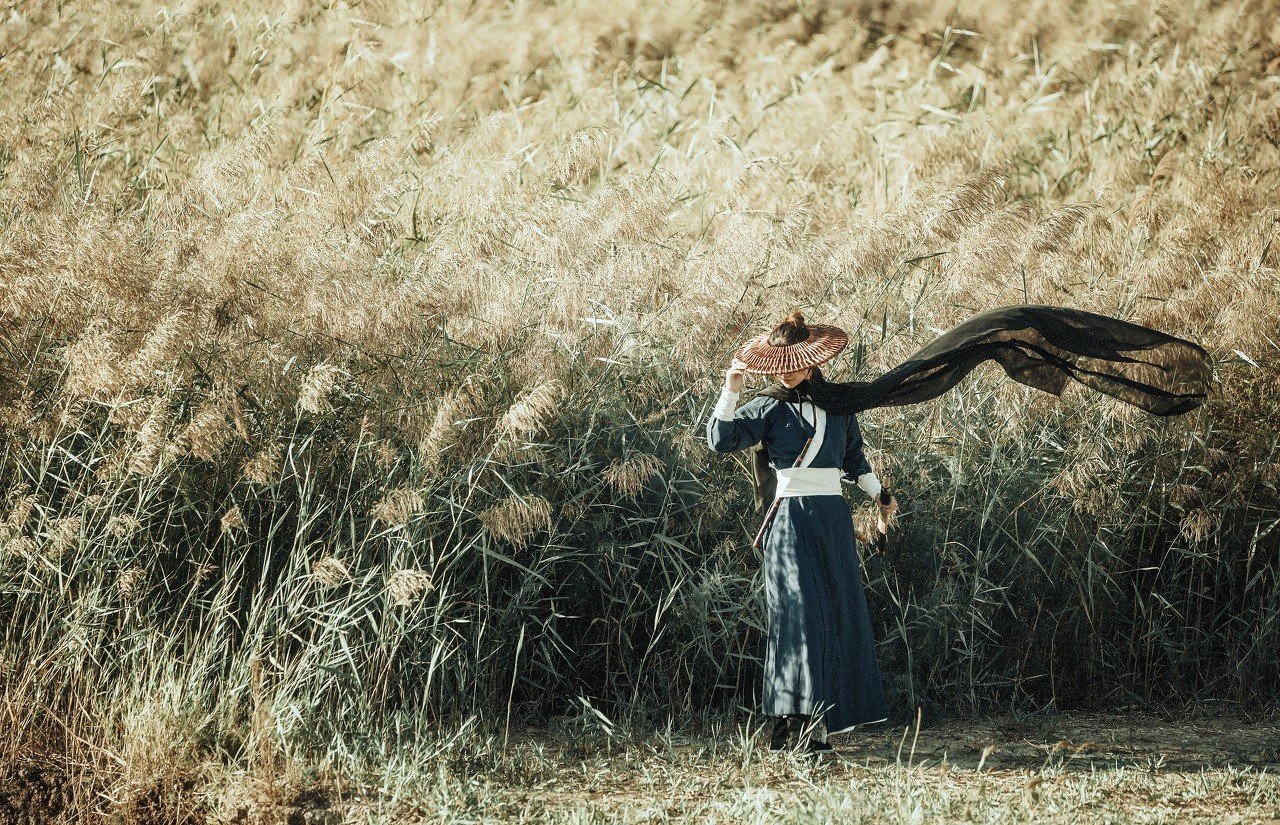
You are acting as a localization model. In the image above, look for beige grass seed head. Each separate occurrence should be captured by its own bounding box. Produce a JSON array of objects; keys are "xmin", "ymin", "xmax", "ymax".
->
[
  {"xmin": 371, "ymin": 488, "xmax": 425, "ymax": 525},
  {"xmin": 298, "ymin": 363, "xmax": 347, "ymax": 415},
  {"xmin": 125, "ymin": 312, "xmax": 191, "ymax": 386},
  {"xmin": 107, "ymin": 513, "xmax": 142, "ymax": 540},
  {"xmin": 5, "ymin": 537, "xmax": 38, "ymax": 559},
  {"xmin": 243, "ymin": 444, "xmax": 282, "ymax": 486},
  {"xmin": 499, "ymin": 381, "xmax": 563, "ymax": 437},
  {"xmin": 182, "ymin": 402, "xmax": 236, "ymax": 461},
  {"xmin": 190, "ymin": 560, "xmax": 217, "ymax": 585},
  {"xmin": 387, "ymin": 569, "xmax": 434, "ymax": 607},
  {"xmin": 603, "ymin": 452, "xmax": 664, "ymax": 499},
  {"xmin": 417, "ymin": 392, "xmax": 466, "ymax": 465},
  {"xmin": 480, "ymin": 494, "xmax": 552, "ymax": 548},
  {"xmin": 128, "ymin": 399, "xmax": 173, "ymax": 477},
  {"xmin": 62, "ymin": 322, "xmax": 121, "ymax": 399},
  {"xmin": 117, "ymin": 567, "xmax": 146, "ymax": 605},
  {"xmin": 4, "ymin": 491, "xmax": 37, "ymax": 533},
  {"xmin": 312, "ymin": 555, "xmax": 353, "ymax": 588},
  {"xmin": 220, "ymin": 506, "xmax": 245, "ymax": 534},
  {"xmin": 1180, "ymin": 509, "xmax": 1216, "ymax": 544},
  {"xmin": 45, "ymin": 517, "xmax": 81, "ymax": 559}
]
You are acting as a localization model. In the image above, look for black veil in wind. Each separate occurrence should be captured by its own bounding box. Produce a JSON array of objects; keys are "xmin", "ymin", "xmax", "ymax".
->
[{"xmin": 747, "ymin": 304, "xmax": 1212, "ymax": 510}]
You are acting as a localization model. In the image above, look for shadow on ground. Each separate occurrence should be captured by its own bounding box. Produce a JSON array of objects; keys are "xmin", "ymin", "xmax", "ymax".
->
[{"xmin": 832, "ymin": 710, "xmax": 1280, "ymax": 772}]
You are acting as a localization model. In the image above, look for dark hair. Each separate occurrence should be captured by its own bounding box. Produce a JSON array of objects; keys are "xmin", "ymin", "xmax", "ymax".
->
[{"xmin": 768, "ymin": 310, "xmax": 810, "ymax": 346}]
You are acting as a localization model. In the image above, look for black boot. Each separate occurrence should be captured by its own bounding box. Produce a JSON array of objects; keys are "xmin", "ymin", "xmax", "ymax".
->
[
  {"xmin": 768, "ymin": 716, "xmax": 790, "ymax": 751},
  {"xmin": 786, "ymin": 714, "xmax": 809, "ymax": 747},
  {"xmin": 804, "ymin": 737, "xmax": 835, "ymax": 756},
  {"xmin": 789, "ymin": 715, "xmax": 834, "ymax": 757}
]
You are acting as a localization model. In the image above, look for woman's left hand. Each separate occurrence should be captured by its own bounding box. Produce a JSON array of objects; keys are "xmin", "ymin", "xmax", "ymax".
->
[{"xmin": 876, "ymin": 494, "xmax": 898, "ymax": 534}]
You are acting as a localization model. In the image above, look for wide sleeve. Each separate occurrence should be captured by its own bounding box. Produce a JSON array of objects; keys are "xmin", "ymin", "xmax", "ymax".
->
[
  {"xmin": 842, "ymin": 413, "xmax": 881, "ymax": 497},
  {"xmin": 706, "ymin": 391, "xmax": 775, "ymax": 453}
]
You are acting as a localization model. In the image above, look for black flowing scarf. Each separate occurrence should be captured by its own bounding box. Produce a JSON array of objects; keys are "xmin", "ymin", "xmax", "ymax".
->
[{"xmin": 747, "ymin": 304, "xmax": 1213, "ymax": 510}]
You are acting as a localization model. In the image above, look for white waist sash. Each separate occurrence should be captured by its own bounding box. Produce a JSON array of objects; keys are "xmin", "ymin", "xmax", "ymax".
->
[{"xmin": 775, "ymin": 467, "xmax": 842, "ymax": 497}]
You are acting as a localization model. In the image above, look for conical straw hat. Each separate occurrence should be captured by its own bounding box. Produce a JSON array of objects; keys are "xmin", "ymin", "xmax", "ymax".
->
[{"xmin": 735, "ymin": 324, "xmax": 849, "ymax": 374}]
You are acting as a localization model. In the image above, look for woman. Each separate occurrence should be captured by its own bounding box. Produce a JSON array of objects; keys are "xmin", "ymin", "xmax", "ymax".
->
[
  {"xmin": 708, "ymin": 305, "xmax": 1212, "ymax": 754},
  {"xmin": 707, "ymin": 311, "xmax": 896, "ymax": 754}
]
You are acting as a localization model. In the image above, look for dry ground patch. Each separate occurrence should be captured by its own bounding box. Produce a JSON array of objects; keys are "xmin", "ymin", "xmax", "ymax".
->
[
  {"xmin": 0, "ymin": 710, "xmax": 1275, "ymax": 821},
  {"xmin": 53, "ymin": 710, "xmax": 1260, "ymax": 823},
  {"xmin": 481, "ymin": 711, "xmax": 1280, "ymax": 823}
]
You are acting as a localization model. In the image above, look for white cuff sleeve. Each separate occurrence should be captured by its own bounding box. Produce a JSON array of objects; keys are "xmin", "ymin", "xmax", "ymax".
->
[
  {"xmin": 856, "ymin": 472, "xmax": 882, "ymax": 499},
  {"xmin": 712, "ymin": 388, "xmax": 740, "ymax": 421}
]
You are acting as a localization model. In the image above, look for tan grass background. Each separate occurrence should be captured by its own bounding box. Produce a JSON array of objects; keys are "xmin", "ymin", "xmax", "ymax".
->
[{"xmin": 2, "ymin": 0, "xmax": 1279, "ymax": 818}]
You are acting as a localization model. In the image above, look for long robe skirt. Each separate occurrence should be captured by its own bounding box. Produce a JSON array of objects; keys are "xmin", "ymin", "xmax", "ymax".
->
[{"xmin": 762, "ymin": 494, "xmax": 888, "ymax": 733}]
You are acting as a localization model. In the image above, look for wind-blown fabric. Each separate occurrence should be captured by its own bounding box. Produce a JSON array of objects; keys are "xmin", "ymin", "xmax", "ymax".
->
[
  {"xmin": 749, "ymin": 304, "xmax": 1212, "ymax": 508},
  {"xmin": 759, "ymin": 304, "xmax": 1210, "ymax": 415}
]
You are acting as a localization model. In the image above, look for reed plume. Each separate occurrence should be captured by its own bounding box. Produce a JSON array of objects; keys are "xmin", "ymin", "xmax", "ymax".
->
[
  {"xmin": 312, "ymin": 555, "xmax": 353, "ymax": 588},
  {"xmin": 298, "ymin": 364, "xmax": 347, "ymax": 415},
  {"xmin": 387, "ymin": 569, "xmax": 435, "ymax": 607},
  {"xmin": 603, "ymin": 452, "xmax": 664, "ymax": 500},
  {"xmin": 243, "ymin": 444, "xmax": 282, "ymax": 486},
  {"xmin": 499, "ymin": 382, "xmax": 564, "ymax": 438},
  {"xmin": 480, "ymin": 494, "xmax": 553, "ymax": 548}
]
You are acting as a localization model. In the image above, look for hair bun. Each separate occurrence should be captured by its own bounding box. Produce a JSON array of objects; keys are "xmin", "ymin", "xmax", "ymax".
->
[{"xmin": 784, "ymin": 310, "xmax": 806, "ymax": 328}]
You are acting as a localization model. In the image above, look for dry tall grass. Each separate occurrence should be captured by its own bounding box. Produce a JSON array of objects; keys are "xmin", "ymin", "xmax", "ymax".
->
[{"xmin": 2, "ymin": 0, "xmax": 1279, "ymax": 818}]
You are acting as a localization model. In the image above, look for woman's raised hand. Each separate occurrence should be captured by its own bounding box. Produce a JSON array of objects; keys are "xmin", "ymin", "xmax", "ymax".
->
[{"xmin": 724, "ymin": 358, "xmax": 748, "ymax": 393}]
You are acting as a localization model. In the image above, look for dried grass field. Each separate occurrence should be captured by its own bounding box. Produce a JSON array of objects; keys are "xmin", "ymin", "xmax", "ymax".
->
[{"xmin": 2, "ymin": 0, "xmax": 1280, "ymax": 821}]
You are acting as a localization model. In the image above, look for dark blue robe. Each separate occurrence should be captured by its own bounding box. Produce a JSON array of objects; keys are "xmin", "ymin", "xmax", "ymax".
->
[{"xmin": 707, "ymin": 395, "xmax": 888, "ymax": 733}]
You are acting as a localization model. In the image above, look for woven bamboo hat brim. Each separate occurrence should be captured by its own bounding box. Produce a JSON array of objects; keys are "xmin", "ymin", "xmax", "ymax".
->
[{"xmin": 736, "ymin": 325, "xmax": 849, "ymax": 374}]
